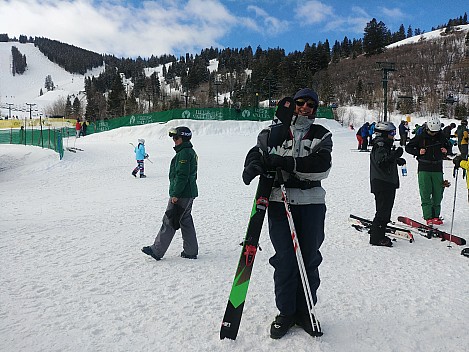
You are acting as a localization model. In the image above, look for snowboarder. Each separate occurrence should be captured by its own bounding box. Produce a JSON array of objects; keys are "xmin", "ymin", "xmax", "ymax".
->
[
  {"xmin": 242, "ymin": 88, "xmax": 332, "ymax": 339},
  {"xmin": 132, "ymin": 138, "xmax": 148, "ymax": 178},
  {"xmin": 405, "ymin": 116, "xmax": 450, "ymax": 225},
  {"xmin": 142, "ymin": 126, "xmax": 199, "ymax": 261},
  {"xmin": 369, "ymin": 121, "xmax": 406, "ymax": 247}
]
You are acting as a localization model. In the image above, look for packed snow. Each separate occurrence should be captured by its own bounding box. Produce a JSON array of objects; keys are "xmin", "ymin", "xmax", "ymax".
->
[{"xmin": 1, "ymin": 117, "xmax": 468, "ymax": 352}]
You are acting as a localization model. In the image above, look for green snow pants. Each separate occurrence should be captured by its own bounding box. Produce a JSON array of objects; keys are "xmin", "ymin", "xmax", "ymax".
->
[{"xmin": 418, "ymin": 171, "xmax": 444, "ymax": 220}]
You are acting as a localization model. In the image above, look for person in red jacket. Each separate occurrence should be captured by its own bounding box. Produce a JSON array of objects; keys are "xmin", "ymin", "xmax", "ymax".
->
[{"xmin": 75, "ymin": 119, "xmax": 81, "ymax": 138}]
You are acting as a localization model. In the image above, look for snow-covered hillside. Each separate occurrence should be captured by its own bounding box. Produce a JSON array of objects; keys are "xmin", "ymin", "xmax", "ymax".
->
[
  {"xmin": 0, "ymin": 42, "xmax": 104, "ymax": 118},
  {"xmin": 387, "ymin": 24, "xmax": 469, "ymax": 49}
]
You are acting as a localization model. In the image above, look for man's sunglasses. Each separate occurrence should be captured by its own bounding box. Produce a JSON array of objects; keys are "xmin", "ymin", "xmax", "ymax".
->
[{"xmin": 295, "ymin": 99, "xmax": 316, "ymax": 108}]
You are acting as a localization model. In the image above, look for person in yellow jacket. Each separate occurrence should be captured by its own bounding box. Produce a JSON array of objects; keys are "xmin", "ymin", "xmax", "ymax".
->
[{"xmin": 453, "ymin": 155, "xmax": 469, "ymax": 202}]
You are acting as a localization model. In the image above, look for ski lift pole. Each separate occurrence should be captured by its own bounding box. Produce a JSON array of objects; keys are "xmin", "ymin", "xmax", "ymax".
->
[
  {"xmin": 275, "ymin": 168, "xmax": 323, "ymax": 336},
  {"xmin": 448, "ymin": 167, "xmax": 459, "ymax": 248}
]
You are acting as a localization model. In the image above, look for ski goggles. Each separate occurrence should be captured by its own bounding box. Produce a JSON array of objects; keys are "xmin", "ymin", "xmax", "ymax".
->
[
  {"xmin": 389, "ymin": 130, "xmax": 396, "ymax": 136},
  {"xmin": 168, "ymin": 129, "xmax": 179, "ymax": 138},
  {"xmin": 295, "ymin": 98, "xmax": 316, "ymax": 109}
]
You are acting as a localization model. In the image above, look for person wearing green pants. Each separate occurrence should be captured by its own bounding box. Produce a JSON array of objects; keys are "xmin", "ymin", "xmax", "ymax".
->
[{"xmin": 405, "ymin": 116, "xmax": 451, "ymax": 226}]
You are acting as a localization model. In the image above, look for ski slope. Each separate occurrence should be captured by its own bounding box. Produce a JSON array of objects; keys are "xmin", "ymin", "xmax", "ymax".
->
[{"xmin": 1, "ymin": 118, "xmax": 468, "ymax": 352}]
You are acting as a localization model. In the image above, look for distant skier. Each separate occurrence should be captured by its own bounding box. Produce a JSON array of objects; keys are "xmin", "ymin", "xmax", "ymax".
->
[
  {"xmin": 369, "ymin": 121, "xmax": 406, "ymax": 247},
  {"xmin": 75, "ymin": 119, "xmax": 81, "ymax": 138},
  {"xmin": 132, "ymin": 138, "xmax": 148, "ymax": 178},
  {"xmin": 356, "ymin": 122, "xmax": 370, "ymax": 150},
  {"xmin": 398, "ymin": 120, "xmax": 410, "ymax": 146}
]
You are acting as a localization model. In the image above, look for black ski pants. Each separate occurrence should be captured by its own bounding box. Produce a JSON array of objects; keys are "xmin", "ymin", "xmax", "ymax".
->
[
  {"xmin": 267, "ymin": 201, "xmax": 326, "ymax": 316},
  {"xmin": 370, "ymin": 189, "xmax": 396, "ymax": 241}
]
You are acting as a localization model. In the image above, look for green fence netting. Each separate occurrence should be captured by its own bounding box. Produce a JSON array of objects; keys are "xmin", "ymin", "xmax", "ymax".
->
[
  {"xmin": 0, "ymin": 106, "xmax": 334, "ymax": 159},
  {"xmin": 84, "ymin": 106, "xmax": 334, "ymax": 135},
  {"xmin": 0, "ymin": 127, "xmax": 64, "ymax": 159}
]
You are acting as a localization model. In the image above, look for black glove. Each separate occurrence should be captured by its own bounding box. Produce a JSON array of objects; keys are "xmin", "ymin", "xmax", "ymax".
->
[
  {"xmin": 264, "ymin": 154, "xmax": 294, "ymax": 173},
  {"xmin": 392, "ymin": 147, "xmax": 404, "ymax": 159},
  {"xmin": 145, "ymin": 154, "xmax": 149, "ymax": 159},
  {"xmin": 453, "ymin": 155, "xmax": 463, "ymax": 168},
  {"xmin": 242, "ymin": 147, "xmax": 265, "ymax": 185},
  {"xmin": 397, "ymin": 158, "xmax": 406, "ymax": 166}
]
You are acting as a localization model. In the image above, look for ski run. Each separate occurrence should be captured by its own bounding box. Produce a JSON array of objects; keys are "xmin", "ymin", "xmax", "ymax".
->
[{"xmin": 1, "ymin": 118, "xmax": 468, "ymax": 352}]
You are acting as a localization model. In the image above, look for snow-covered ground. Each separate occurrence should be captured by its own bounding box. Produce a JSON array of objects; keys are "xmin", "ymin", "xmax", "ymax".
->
[{"xmin": 1, "ymin": 118, "xmax": 468, "ymax": 352}]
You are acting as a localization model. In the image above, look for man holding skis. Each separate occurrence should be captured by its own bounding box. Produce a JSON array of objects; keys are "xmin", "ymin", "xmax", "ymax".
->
[{"xmin": 242, "ymin": 88, "xmax": 332, "ymax": 339}]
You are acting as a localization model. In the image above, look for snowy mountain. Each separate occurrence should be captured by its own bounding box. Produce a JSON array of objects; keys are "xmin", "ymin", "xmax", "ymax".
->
[{"xmin": 0, "ymin": 41, "xmax": 104, "ymax": 119}]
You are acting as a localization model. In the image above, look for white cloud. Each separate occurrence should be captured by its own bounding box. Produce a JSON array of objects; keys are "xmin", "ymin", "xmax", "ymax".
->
[
  {"xmin": 294, "ymin": 0, "xmax": 334, "ymax": 25},
  {"xmin": 246, "ymin": 5, "xmax": 290, "ymax": 35},
  {"xmin": 379, "ymin": 6, "xmax": 406, "ymax": 20},
  {"xmin": 0, "ymin": 0, "xmax": 238, "ymax": 57}
]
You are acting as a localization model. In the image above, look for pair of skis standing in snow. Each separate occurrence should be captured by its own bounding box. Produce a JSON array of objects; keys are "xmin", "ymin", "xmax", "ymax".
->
[{"xmin": 221, "ymin": 88, "xmax": 332, "ymax": 340}]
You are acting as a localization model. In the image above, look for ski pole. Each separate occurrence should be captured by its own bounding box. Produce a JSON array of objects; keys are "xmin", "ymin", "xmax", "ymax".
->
[
  {"xmin": 448, "ymin": 167, "xmax": 459, "ymax": 248},
  {"xmin": 275, "ymin": 168, "xmax": 323, "ymax": 336}
]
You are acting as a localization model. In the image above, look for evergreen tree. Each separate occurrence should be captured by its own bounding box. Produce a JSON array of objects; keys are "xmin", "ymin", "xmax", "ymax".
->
[
  {"xmin": 407, "ymin": 25, "xmax": 413, "ymax": 38},
  {"xmin": 45, "ymin": 75, "xmax": 54, "ymax": 91},
  {"xmin": 65, "ymin": 96, "xmax": 72, "ymax": 118},
  {"xmin": 107, "ymin": 74, "xmax": 126, "ymax": 118},
  {"xmin": 11, "ymin": 46, "xmax": 27, "ymax": 75},
  {"xmin": 363, "ymin": 18, "xmax": 388, "ymax": 56},
  {"xmin": 72, "ymin": 97, "xmax": 81, "ymax": 118}
]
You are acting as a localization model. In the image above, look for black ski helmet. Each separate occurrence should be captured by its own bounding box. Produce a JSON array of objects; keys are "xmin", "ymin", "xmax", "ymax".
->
[
  {"xmin": 374, "ymin": 121, "xmax": 396, "ymax": 137},
  {"xmin": 169, "ymin": 126, "xmax": 192, "ymax": 141}
]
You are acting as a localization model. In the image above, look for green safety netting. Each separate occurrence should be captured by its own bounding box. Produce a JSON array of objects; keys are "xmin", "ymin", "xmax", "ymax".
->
[{"xmin": 0, "ymin": 107, "xmax": 334, "ymax": 159}]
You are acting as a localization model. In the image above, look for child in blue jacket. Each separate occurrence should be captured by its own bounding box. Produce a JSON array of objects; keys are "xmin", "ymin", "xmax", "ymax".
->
[{"xmin": 132, "ymin": 139, "xmax": 148, "ymax": 178}]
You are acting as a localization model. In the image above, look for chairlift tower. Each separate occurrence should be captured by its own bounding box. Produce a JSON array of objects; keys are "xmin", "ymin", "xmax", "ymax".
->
[{"xmin": 376, "ymin": 62, "xmax": 396, "ymax": 122}]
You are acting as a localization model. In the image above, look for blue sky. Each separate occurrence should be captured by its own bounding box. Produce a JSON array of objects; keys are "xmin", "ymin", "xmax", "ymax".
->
[{"xmin": 0, "ymin": 0, "xmax": 467, "ymax": 58}]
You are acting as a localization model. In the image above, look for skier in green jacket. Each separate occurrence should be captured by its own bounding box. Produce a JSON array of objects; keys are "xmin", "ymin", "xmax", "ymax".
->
[{"xmin": 142, "ymin": 126, "xmax": 199, "ymax": 261}]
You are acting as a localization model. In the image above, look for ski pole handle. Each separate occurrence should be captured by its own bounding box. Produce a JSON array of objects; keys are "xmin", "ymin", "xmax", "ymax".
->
[{"xmin": 275, "ymin": 167, "xmax": 285, "ymax": 185}]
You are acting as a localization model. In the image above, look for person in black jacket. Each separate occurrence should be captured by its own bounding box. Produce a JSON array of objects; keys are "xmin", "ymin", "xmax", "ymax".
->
[
  {"xmin": 369, "ymin": 121, "xmax": 406, "ymax": 247},
  {"xmin": 242, "ymin": 88, "xmax": 332, "ymax": 339},
  {"xmin": 405, "ymin": 116, "xmax": 450, "ymax": 225}
]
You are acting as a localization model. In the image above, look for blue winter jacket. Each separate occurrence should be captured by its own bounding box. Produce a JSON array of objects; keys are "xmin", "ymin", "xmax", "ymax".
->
[{"xmin": 135, "ymin": 143, "xmax": 146, "ymax": 160}]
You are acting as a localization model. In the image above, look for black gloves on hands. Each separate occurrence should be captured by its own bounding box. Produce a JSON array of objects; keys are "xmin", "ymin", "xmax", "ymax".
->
[
  {"xmin": 396, "ymin": 158, "xmax": 406, "ymax": 166},
  {"xmin": 453, "ymin": 155, "xmax": 463, "ymax": 168},
  {"xmin": 392, "ymin": 147, "xmax": 404, "ymax": 159},
  {"xmin": 242, "ymin": 148, "xmax": 295, "ymax": 185},
  {"xmin": 242, "ymin": 147, "xmax": 265, "ymax": 185},
  {"xmin": 145, "ymin": 153, "xmax": 149, "ymax": 159},
  {"xmin": 264, "ymin": 154, "xmax": 295, "ymax": 173}
]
